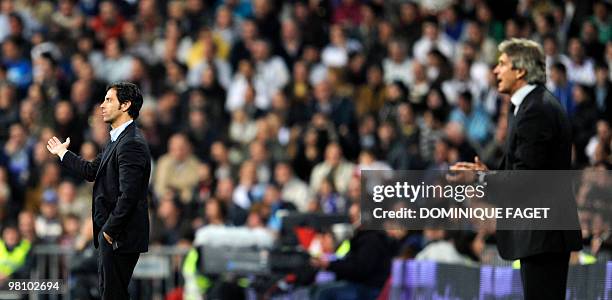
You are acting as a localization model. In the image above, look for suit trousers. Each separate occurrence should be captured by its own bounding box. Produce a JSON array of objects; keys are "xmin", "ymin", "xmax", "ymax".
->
[
  {"xmin": 520, "ymin": 252, "xmax": 570, "ymax": 300},
  {"xmin": 97, "ymin": 232, "xmax": 140, "ymax": 299}
]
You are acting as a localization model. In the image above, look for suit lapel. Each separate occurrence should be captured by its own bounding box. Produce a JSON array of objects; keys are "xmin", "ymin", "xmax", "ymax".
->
[
  {"xmin": 95, "ymin": 123, "xmax": 133, "ymax": 180},
  {"xmin": 499, "ymin": 106, "xmax": 516, "ymax": 170},
  {"xmin": 499, "ymin": 86, "xmax": 542, "ymax": 170}
]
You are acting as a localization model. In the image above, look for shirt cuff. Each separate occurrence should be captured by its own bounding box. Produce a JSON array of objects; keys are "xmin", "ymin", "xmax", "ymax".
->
[
  {"xmin": 477, "ymin": 171, "xmax": 487, "ymax": 184},
  {"xmin": 59, "ymin": 150, "xmax": 67, "ymax": 161}
]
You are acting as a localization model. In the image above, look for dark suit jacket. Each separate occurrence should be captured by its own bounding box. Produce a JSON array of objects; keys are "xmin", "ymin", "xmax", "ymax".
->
[
  {"xmin": 62, "ymin": 122, "xmax": 151, "ymax": 253},
  {"xmin": 495, "ymin": 85, "xmax": 582, "ymax": 260}
]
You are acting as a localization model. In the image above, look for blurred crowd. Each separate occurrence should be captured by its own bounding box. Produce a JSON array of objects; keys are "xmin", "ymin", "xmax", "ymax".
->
[{"xmin": 0, "ymin": 0, "xmax": 611, "ymax": 298}]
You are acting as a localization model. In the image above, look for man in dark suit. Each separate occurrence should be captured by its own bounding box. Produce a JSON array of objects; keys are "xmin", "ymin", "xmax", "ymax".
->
[
  {"xmin": 451, "ymin": 39, "xmax": 582, "ymax": 299},
  {"xmin": 47, "ymin": 82, "xmax": 151, "ymax": 299}
]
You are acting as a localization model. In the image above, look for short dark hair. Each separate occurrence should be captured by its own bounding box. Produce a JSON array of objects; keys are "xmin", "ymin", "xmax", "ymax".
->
[
  {"xmin": 459, "ymin": 91, "xmax": 473, "ymax": 104},
  {"xmin": 595, "ymin": 61, "xmax": 609, "ymax": 71},
  {"xmin": 551, "ymin": 62, "xmax": 567, "ymax": 75},
  {"xmin": 106, "ymin": 82, "xmax": 143, "ymax": 119}
]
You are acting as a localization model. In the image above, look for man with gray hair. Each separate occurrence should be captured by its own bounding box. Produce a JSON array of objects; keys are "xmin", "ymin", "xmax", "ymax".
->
[{"xmin": 451, "ymin": 38, "xmax": 582, "ymax": 299}]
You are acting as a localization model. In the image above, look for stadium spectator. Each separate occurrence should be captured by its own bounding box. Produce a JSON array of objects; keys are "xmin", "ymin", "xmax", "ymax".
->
[
  {"xmin": 572, "ymin": 84, "xmax": 599, "ymax": 166},
  {"xmin": 1, "ymin": 37, "xmax": 32, "ymax": 90},
  {"xmin": 34, "ymin": 188, "xmax": 62, "ymax": 243},
  {"xmin": 232, "ymin": 160, "xmax": 266, "ymax": 210},
  {"xmin": 549, "ymin": 62, "xmax": 576, "ymax": 116},
  {"xmin": 17, "ymin": 210, "xmax": 35, "ymax": 243},
  {"xmin": 96, "ymin": 37, "xmax": 133, "ymax": 83},
  {"xmin": 0, "ymin": 224, "xmax": 32, "ymax": 284},
  {"xmin": 413, "ymin": 17, "xmax": 454, "ymax": 64},
  {"xmin": 262, "ymin": 184, "xmax": 296, "ymax": 231},
  {"xmin": 0, "ymin": 1, "xmax": 609, "ymax": 298},
  {"xmin": 567, "ymin": 38, "xmax": 597, "ymax": 86},
  {"xmin": 214, "ymin": 178, "xmax": 246, "ymax": 226},
  {"xmin": 586, "ymin": 120, "xmax": 611, "ymax": 165},
  {"xmin": 310, "ymin": 143, "xmax": 354, "ymax": 195},
  {"xmin": 187, "ymin": 31, "xmax": 231, "ymax": 89},
  {"xmin": 274, "ymin": 161, "xmax": 310, "ymax": 212},
  {"xmin": 150, "ymin": 190, "xmax": 191, "ymax": 246},
  {"xmin": 154, "ymin": 133, "xmax": 201, "ymax": 204},
  {"xmin": 449, "ymin": 91, "xmax": 493, "ymax": 145},
  {"xmin": 89, "ymin": 1, "xmax": 125, "ymax": 43},
  {"xmin": 594, "ymin": 63, "xmax": 612, "ymax": 120}
]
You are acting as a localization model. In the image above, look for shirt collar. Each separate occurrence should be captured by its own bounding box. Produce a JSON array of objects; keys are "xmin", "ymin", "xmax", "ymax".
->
[
  {"xmin": 510, "ymin": 84, "xmax": 537, "ymax": 115},
  {"xmin": 109, "ymin": 119, "xmax": 133, "ymax": 142}
]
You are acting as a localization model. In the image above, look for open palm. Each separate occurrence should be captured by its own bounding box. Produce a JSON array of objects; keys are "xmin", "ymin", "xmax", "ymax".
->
[{"xmin": 46, "ymin": 136, "xmax": 70, "ymax": 156}]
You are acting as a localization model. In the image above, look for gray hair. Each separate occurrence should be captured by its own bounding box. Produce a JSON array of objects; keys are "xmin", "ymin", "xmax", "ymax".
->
[{"xmin": 498, "ymin": 38, "xmax": 546, "ymax": 85}]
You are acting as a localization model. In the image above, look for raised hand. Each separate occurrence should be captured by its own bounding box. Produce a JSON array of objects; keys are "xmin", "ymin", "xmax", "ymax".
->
[
  {"xmin": 447, "ymin": 156, "xmax": 489, "ymax": 184},
  {"xmin": 451, "ymin": 156, "xmax": 489, "ymax": 172},
  {"xmin": 46, "ymin": 136, "xmax": 70, "ymax": 157}
]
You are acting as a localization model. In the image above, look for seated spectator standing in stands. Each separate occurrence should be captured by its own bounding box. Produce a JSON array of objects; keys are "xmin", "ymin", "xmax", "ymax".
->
[
  {"xmin": 150, "ymin": 190, "xmax": 192, "ymax": 246},
  {"xmin": 413, "ymin": 17, "xmax": 454, "ymax": 64},
  {"xmin": 1, "ymin": 37, "xmax": 32, "ymax": 92},
  {"xmin": 594, "ymin": 63, "xmax": 612, "ymax": 121},
  {"xmin": 1, "ymin": 123, "xmax": 31, "ymax": 184},
  {"xmin": 572, "ymin": 84, "xmax": 599, "ymax": 167},
  {"xmin": 274, "ymin": 161, "xmax": 310, "ymax": 212},
  {"xmin": 313, "ymin": 178, "xmax": 347, "ymax": 214},
  {"xmin": 35, "ymin": 189, "xmax": 63, "ymax": 243},
  {"xmin": 17, "ymin": 211, "xmax": 36, "ymax": 244},
  {"xmin": 262, "ymin": 184, "xmax": 296, "ymax": 231},
  {"xmin": 214, "ymin": 178, "xmax": 247, "ymax": 226},
  {"xmin": 566, "ymin": 38, "xmax": 596, "ymax": 86},
  {"xmin": 449, "ymin": 91, "xmax": 492, "ymax": 145},
  {"xmin": 586, "ymin": 120, "xmax": 611, "ymax": 165},
  {"xmin": 89, "ymin": 0, "xmax": 125, "ymax": 43},
  {"xmin": 310, "ymin": 143, "xmax": 354, "ymax": 195},
  {"xmin": 154, "ymin": 133, "xmax": 201, "ymax": 205},
  {"xmin": 549, "ymin": 62, "xmax": 575, "ymax": 116},
  {"xmin": 0, "ymin": 224, "xmax": 33, "ymax": 285}
]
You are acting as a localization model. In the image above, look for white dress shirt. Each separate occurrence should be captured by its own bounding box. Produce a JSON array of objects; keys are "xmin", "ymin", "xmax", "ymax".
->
[
  {"xmin": 510, "ymin": 84, "xmax": 537, "ymax": 115},
  {"xmin": 110, "ymin": 119, "xmax": 133, "ymax": 142}
]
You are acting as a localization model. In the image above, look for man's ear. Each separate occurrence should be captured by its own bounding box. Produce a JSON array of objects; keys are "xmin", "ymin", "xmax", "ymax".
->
[
  {"xmin": 516, "ymin": 69, "xmax": 527, "ymax": 80},
  {"xmin": 121, "ymin": 101, "xmax": 132, "ymax": 112}
]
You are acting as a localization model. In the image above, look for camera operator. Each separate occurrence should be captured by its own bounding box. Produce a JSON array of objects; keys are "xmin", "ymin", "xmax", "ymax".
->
[{"xmin": 310, "ymin": 202, "xmax": 393, "ymax": 300}]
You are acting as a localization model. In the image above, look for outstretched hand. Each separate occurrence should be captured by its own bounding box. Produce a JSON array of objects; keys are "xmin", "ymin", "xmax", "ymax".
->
[
  {"xmin": 451, "ymin": 156, "xmax": 489, "ymax": 172},
  {"xmin": 447, "ymin": 156, "xmax": 489, "ymax": 184},
  {"xmin": 46, "ymin": 136, "xmax": 70, "ymax": 157}
]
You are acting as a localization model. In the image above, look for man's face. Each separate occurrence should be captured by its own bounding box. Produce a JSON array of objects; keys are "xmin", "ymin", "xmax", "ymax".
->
[
  {"xmin": 2, "ymin": 228, "xmax": 18, "ymax": 247},
  {"xmin": 493, "ymin": 53, "xmax": 522, "ymax": 95},
  {"xmin": 274, "ymin": 164, "xmax": 290, "ymax": 184},
  {"xmin": 100, "ymin": 88, "xmax": 126, "ymax": 125},
  {"xmin": 569, "ymin": 40, "xmax": 583, "ymax": 60},
  {"xmin": 2, "ymin": 40, "xmax": 18, "ymax": 60},
  {"xmin": 169, "ymin": 135, "xmax": 190, "ymax": 161},
  {"xmin": 100, "ymin": 2, "xmax": 116, "ymax": 23},
  {"xmin": 325, "ymin": 145, "xmax": 342, "ymax": 165},
  {"xmin": 550, "ymin": 68, "xmax": 562, "ymax": 84},
  {"xmin": 9, "ymin": 124, "xmax": 25, "ymax": 146},
  {"xmin": 314, "ymin": 82, "xmax": 331, "ymax": 102},
  {"xmin": 596, "ymin": 68, "xmax": 609, "ymax": 84}
]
